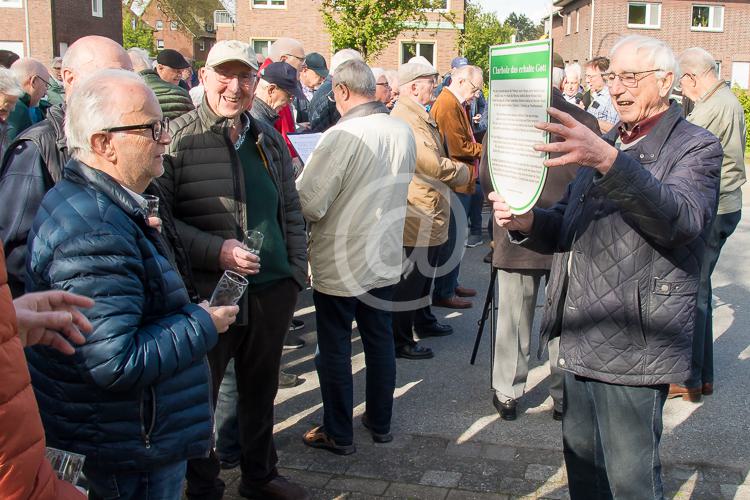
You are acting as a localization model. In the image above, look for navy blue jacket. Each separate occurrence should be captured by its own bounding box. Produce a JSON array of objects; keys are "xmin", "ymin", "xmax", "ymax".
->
[{"xmin": 25, "ymin": 159, "xmax": 218, "ymax": 471}]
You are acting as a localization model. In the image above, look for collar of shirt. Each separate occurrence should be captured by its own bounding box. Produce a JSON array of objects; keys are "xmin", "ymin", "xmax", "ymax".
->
[
  {"xmin": 698, "ymin": 80, "xmax": 725, "ymax": 103},
  {"xmin": 594, "ymin": 86, "xmax": 609, "ymax": 98},
  {"xmin": 617, "ymin": 108, "xmax": 668, "ymax": 145},
  {"xmin": 233, "ymin": 113, "xmax": 251, "ymax": 151},
  {"xmin": 447, "ymin": 86, "xmax": 465, "ymax": 104},
  {"xmin": 121, "ymin": 185, "xmax": 147, "ymax": 210}
]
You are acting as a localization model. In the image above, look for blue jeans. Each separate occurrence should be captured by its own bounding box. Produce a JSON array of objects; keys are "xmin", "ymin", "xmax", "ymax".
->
[
  {"xmin": 432, "ymin": 197, "xmax": 467, "ymax": 300},
  {"xmin": 313, "ymin": 285, "xmax": 396, "ymax": 445},
  {"xmin": 215, "ymin": 359, "xmax": 241, "ymax": 463},
  {"xmin": 686, "ymin": 210, "xmax": 741, "ymax": 387},
  {"xmin": 460, "ymin": 182, "xmax": 483, "ymax": 237},
  {"xmin": 563, "ymin": 373, "xmax": 668, "ymax": 500},
  {"xmin": 85, "ymin": 461, "xmax": 187, "ymax": 500}
]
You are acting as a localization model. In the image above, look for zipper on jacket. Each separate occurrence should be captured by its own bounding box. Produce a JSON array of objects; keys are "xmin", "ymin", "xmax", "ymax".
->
[{"xmin": 139, "ymin": 387, "xmax": 157, "ymax": 449}]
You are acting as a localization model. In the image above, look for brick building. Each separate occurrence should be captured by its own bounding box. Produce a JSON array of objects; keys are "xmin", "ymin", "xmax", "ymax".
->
[
  {"xmin": 551, "ymin": 0, "xmax": 750, "ymax": 88},
  {"xmin": 214, "ymin": 0, "xmax": 464, "ymax": 75},
  {"xmin": 0, "ymin": 0, "xmax": 122, "ymax": 64},
  {"xmin": 132, "ymin": 0, "xmax": 218, "ymax": 62}
]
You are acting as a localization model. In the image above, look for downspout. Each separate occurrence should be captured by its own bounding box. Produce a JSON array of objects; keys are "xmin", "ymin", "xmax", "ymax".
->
[
  {"xmin": 23, "ymin": 0, "xmax": 31, "ymax": 56},
  {"xmin": 589, "ymin": 0, "xmax": 595, "ymax": 59}
]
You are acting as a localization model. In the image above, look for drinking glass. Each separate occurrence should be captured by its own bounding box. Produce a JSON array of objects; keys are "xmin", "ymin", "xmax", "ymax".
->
[
  {"xmin": 142, "ymin": 194, "xmax": 159, "ymax": 218},
  {"xmin": 209, "ymin": 270, "xmax": 249, "ymax": 306},
  {"xmin": 244, "ymin": 230, "xmax": 264, "ymax": 255}
]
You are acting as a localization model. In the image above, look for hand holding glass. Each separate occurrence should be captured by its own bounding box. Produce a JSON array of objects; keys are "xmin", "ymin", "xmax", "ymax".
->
[
  {"xmin": 209, "ymin": 270, "xmax": 249, "ymax": 306},
  {"xmin": 244, "ymin": 230, "xmax": 264, "ymax": 255}
]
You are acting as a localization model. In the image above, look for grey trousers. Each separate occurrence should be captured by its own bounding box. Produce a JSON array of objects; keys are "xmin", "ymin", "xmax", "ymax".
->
[{"xmin": 491, "ymin": 269, "xmax": 563, "ymax": 410}]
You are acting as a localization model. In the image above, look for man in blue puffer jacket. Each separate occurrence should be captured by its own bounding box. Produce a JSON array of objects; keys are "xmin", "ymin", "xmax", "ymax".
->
[{"xmin": 25, "ymin": 69, "xmax": 238, "ymax": 500}]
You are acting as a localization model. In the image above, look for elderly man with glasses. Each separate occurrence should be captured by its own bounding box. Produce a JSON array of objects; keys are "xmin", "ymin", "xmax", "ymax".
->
[
  {"xmin": 160, "ymin": 40, "xmax": 308, "ymax": 500},
  {"xmin": 490, "ymin": 35, "xmax": 721, "ymax": 498},
  {"xmin": 584, "ymin": 56, "xmax": 620, "ymax": 133},
  {"xmin": 25, "ymin": 68, "xmax": 238, "ymax": 500},
  {"xmin": 6, "ymin": 57, "xmax": 50, "ymax": 139}
]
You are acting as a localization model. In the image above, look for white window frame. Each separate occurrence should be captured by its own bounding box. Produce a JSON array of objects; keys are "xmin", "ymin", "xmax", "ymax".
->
[
  {"xmin": 155, "ymin": 20, "xmax": 163, "ymax": 31},
  {"xmin": 575, "ymin": 9, "xmax": 580, "ymax": 32},
  {"xmin": 91, "ymin": 0, "xmax": 103, "ymax": 18},
  {"xmin": 251, "ymin": 0, "xmax": 286, "ymax": 9},
  {"xmin": 157, "ymin": 39, "xmax": 165, "ymax": 50},
  {"xmin": 399, "ymin": 40, "xmax": 436, "ymax": 66},
  {"xmin": 420, "ymin": 0, "xmax": 449, "ymax": 13},
  {"xmin": 627, "ymin": 2, "xmax": 661, "ymax": 29},
  {"xmin": 566, "ymin": 14, "xmax": 571, "ymax": 35},
  {"xmin": 0, "ymin": 0, "xmax": 23, "ymax": 8},
  {"xmin": 691, "ymin": 4, "xmax": 724, "ymax": 32},
  {"xmin": 251, "ymin": 38, "xmax": 275, "ymax": 59},
  {"xmin": 170, "ymin": 21, "xmax": 178, "ymax": 30},
  {"xmin": 198, "ymin": 40, "xmax": 206, "ymax": 51}
]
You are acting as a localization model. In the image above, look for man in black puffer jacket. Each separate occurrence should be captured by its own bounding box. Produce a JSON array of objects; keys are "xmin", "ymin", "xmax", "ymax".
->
[
  {"xmin": 26, "ymin": 70, "xmax": 238, "ymax": 500},
  {"xmin": 160, "ymin": 40, "xmax": 308, "ymax": 500},
  {"xmin": 490, "ymin": 36, "xmax": 721, "ymax": 499}
]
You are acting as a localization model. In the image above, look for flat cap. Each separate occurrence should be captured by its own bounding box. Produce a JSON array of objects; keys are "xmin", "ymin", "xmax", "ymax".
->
[
  {"xmin": 304, "ymin": 52, "xmax": 329, "ymax": 78},
  {"xmin": 206, "ymin": 40, "xmax": 259, "ymax": 71},
  {"xmin": 398, "ymin": 62, "xmax": 439, "ymax": 86},
  {"xmin": 156, "ymin": 49, "xmax": 190, "ymax": 69}
]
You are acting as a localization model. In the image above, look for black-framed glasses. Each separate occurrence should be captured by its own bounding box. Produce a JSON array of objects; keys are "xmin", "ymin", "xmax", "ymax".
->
[
  {"xmin": 102, "ymin": 118, "xmax": 170, "ymax": 142},
  {"xmin": 284, "ymin": 53, "xmax": 305, "ymax": 62},
  {"xmin": 602, "ymin": 69, "xmax": 661, "ymax": 88},
  {"xmin": 376, "ymin": 81, "xmax": 391, "ymax": 89},
  {"xmin": 34, "ymin": 74, "xmax": 50, "ymax": 88}
]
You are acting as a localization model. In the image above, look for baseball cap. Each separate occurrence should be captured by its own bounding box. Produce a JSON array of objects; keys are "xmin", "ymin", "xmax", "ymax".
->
[
  {"xmin": 156, "ymin": 49, "xmax": 190, "ymax": 69},
  {"xmin": 398, "ymin": 62, "xmax": 439, "ymax": 86},
  {"xmin": 304, "ymin": 52, "xmax": 329, "ymax": 78},
  {"xmin": 261, "ymin": 62, "xmax": 302, "ymax": 99},
  {"xmin": 206, "ymin": 40, "xmax": 259, "ymax": 71},
  {"xmin": 451, "ymin": 56, "xmax": 469, "ymax": 69}
]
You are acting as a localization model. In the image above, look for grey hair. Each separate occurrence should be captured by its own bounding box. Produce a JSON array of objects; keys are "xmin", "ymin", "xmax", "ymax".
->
[
  {"xmin": 64, "ymin": 69, "xmax": 148, "ymax": 160},
  {"xmin": 452, "ymin": 65, "xmax": 482, "ymax": 81},
  {"xmin": 370, "ymin": 67, "xmax": 386, "ymax": 82},
  {"xmin": 268, "ymin": 37, "xmax": 304, "ymax": 62},
  {"xmin": 610, "ymin": 35, "xmax": 679, "ymax": 93},
  {"xmin": 330, "ymin": 49, "xmax": 363, "ymax": 73},
  {"xmin": 0, "ymin": 67, "xmax": 24, "ymax": 97},
  {"xmin": 127, "ymin": 47, "xmax": 152, "ymax": 72},
  {"xmin": 10, "ymin": 57, "xmax": 46, "ymax": 84},
  {"xmin": 564, "ymin": 63, "xmax": 582, "ymax": 83},
  {"xmin": 679, "ymin": 47, "xmax": 718, "ymax": 77},
  {"xmin": 333, "ymin": 59, "xmax": 375, "ymax": 98},
  {"xmin": 552, "ymin": 67, "xmax": 565, "ymax": 89},
  {"xmin": 51, "ymin": 56, "xmax": 62, "ymax": 67}
]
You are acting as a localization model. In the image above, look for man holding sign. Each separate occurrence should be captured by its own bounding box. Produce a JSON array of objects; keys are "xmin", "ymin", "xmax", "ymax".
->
[{"xmin": 491, "ymin": 35, "xmax": 721, "ymax": 498}]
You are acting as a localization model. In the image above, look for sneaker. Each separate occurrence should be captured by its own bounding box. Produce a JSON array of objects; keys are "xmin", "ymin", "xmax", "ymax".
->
[
  {"xmin": 290, "ymin": 318, "xmax": 305, "ymax": 331},
  {"xmin": 466, "ymin": 234, "xmax": 483, "ymax": 247},
  {"xmin": 283, "ymin": 336, "xmax": 305, "ymax": 350},
  {"xmin": 279, "ymin": 371, "xmax": 301, "ymax": 389}
]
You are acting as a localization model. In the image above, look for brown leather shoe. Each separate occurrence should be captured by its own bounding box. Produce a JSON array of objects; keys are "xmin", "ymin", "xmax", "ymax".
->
[
  {"xmin": 433, "ymin": 296, "xmax": 472, "ymax": 309},
  {"xmin": 455, "ymin": 286, "xmax": 477, "ymax": 297},
  {"xmin": 668, "ymin": 384, "xmax": 702, "ymax": 402},
  {"xmin": 702, "ymin": 383, "xmax": 714, "ymax": 396},
  {"xmin": 237, "ymin": 476, "xmax": 311, "ymax": 500}
]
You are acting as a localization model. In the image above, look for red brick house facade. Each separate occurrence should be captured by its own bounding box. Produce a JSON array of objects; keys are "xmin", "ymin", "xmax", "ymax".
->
[
  {"xmin": 214, "ymin": 0, "xmax": 464, "ymax": 75},
  {"xmin": 136, "ymin": 0, "xmax": 217, "ymax": 62},
  {"xmin": 551, "ymin": 0, "xmax": 750, "ymax": 87},
  {"xmin": 0, "ymin": 0, "xmax": 122, "ymax": 64}
]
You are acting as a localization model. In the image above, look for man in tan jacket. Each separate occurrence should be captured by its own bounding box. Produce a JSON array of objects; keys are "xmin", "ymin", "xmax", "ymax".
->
[
  {"xmin": 390, "ymin": 62, "xmax": 471, "ymax": 360},
  {"xmin": 429, "ymin": 65, "xmax": 483, "ymax": 309}
]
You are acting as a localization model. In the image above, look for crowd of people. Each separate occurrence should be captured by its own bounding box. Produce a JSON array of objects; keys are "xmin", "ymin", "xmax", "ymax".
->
[{"xmin": 0, "ymin": 29, "xmax": 745, "ymax": 500}]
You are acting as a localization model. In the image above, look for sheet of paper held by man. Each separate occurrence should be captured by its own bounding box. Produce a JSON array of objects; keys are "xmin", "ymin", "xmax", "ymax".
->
[
  {"xmin": 288, "ymin": 133, "xmax": 323, "ymax": 165},
  {"xmin": 488, "ymin": 40, "xmax": 552, "ymax": 214}
]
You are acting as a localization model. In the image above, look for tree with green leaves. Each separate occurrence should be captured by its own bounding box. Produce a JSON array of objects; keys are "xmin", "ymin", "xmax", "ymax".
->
[
  {"xmin": 504, "ymin": 12, "xmax": 544, "ymax": 42},
  {"xmin": 320, "ymin": 0, "xmax": 454, "ymax": 62},
  {"xmin": 122, "ymin": 10, "xmax": 156, "ymax": 56},
  {"xmin": 457, "ymin": 1, "xmax": 513, "ymax": 77}
]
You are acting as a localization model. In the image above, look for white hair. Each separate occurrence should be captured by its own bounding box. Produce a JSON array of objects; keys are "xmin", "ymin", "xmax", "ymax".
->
[
  {"xmin": 330, "ymin": 49, "xmax": 363, "ymax": 73},
  {"xmin": 552, "ymin": 67, "xmax": 565, "ymax": 89},
  {"xmin": 333, "ymin": 59, "xmax": 375, "ymax": 97},
  {"xmin": 610, "ymin": 35, "xmax": 679, "ymax": 93},
  {"xmin": 127, "ymin": 47, "xmax": 152, "ymax": 72},
  {"xmin": 65, "ymin": 69, "xmax": 148, "ymax": 160},
  {"xmin": 564, "ymin": 63, "xmax": 582, "ymax": 83},
  {"xmin": 452, "ymin": 65, "xmax": 482, "ymax": 81},
  {"xmin": 370, "ymin": 67, "xmax": 386, "ymax": 82},
  {"xmin": 679, "ymin": 47, "xmax": 719, "ymax": 77},
  {"xmin": 10, "ymin": 57, "xmax": 46, "ymax": 84},
  {"xmin": 0, "ymin": 67, "xmax": 23, "ymax": 97}
]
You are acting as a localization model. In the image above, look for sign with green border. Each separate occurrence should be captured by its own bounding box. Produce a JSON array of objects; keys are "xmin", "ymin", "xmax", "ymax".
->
[{"xmin": 487, "ymin": 39, "xmax": 552, "ymax": 214}]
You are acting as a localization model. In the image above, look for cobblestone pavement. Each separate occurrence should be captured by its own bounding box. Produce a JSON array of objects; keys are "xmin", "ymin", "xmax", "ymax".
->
[{"xmin": 218, "ymin": 189, "xmax": 750, "ymax": 500}]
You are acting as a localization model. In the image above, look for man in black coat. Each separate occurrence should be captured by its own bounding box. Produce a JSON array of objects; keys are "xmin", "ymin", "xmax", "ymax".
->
[{"xmin": 490, "ymin": 35, "xmax": 721, "ymax": 498}]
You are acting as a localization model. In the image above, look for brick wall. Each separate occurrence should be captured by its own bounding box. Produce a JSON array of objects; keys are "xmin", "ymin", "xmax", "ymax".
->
[
  {"xmin": 551, "ymin": 0, "xmax": 592, "ymax": 63},
  {"xmin": 52, "ymin": 0, "xmax": 122, "ymax": 57},
  {"xmin": 217, "ymin": 0, "xmax": 463, "ymax": 75},
  {"xmin": 553, "ymin": 0, "xmax": 750, "ymax": 82},
  {"xmin": 0, "ymin": 1, "xmax": 54, "ymax": 63}
]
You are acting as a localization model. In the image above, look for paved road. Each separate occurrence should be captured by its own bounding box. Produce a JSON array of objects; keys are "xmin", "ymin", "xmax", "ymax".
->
[{"xmin": 222, "ymin": 185, "xmax": 750, "ymax": 499}]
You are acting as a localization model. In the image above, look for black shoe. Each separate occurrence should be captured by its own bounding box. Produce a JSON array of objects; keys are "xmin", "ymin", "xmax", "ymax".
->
[
  {"xmin": 395, "ymin": 344, "xmax": 434, "ymax": 360},
  {"xmin": 219, "ymin": 456, "xmax": 240, "ymax": 470},
  {"xmin": 302, "ymin": 426, "xmax": 356, "ymax": 456},
  {"xmin": 362, "ymin": 413, "xmax": 393, "ymax": 443},
  {"xmin": 283, "ymin": 336, "xmax": 305, "ymax": 350},
  {"xmin": 492, "ymin": 395, "xmax": 517, "ymax": 421},
  {"xmin": 238, "ymin": 475, "xmax": 311, "ymax": 499},
  {"xmin": 415, "ymin": 322, "xmax": 453, "ymax": 338},
  {"xmin": 483, "ymin": 249, "xmax": 493, "ymax": 264},
  {"xmin": 552, "ymin": 409, "xmax": 563, "ymax": 421},
  {"xmin": 290, "ymin": 318, "xmax": 305, "ymax": 331}
]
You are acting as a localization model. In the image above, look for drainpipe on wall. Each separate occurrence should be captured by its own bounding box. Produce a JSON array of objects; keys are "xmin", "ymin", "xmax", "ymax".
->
[
  {"xmin": 23, "ymin": 0, "xmax": 31, "ymax": 56},
  {"xmin": 589, "ymin": 0, "xmax": 595, "ymax": 59}
]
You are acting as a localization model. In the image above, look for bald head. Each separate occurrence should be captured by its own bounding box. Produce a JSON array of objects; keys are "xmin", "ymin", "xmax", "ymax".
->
[
  {"xmin": 268, "ymin": 37, "xmax": 305, "ymax": 71},
  {"xmin": 61, "ymin": 36, "xmax": 132, "ymax": 97},
  {"xmin": 11, "ymin": 58, "xmax": 49, "ymax": 106}
]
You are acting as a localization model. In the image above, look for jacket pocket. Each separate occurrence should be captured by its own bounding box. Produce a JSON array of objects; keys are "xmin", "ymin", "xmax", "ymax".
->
[
  {"xmin": 624, "ymin": 280, "xmax": 647, "ymax": 348},
  {"xmin": 652, "ymin": 278, "xmax": 699, "ymax": 296},
  {"xmin": 139, "ymin": 386, "xmax": 156, "ymax": 449}
]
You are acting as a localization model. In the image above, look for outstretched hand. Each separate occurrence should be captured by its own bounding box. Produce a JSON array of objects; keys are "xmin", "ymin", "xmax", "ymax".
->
[
  {"xmin": 13, "ymin": 291, "xmax": 94, "ymax": 355},
  {"xmin": 533, "ymin": 107, "xmax": 618, "ymax": 174}
]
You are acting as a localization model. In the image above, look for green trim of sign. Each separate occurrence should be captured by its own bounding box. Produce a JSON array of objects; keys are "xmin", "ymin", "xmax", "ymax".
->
[{"xmin": 487, "ymin": 39, "xmax": 552, "ymax": 214}]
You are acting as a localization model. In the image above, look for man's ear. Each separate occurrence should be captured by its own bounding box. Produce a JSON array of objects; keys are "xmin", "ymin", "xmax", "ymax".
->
[{"xmin": 91, "ymin": 132, "xmax": 117, "ymax": 162}]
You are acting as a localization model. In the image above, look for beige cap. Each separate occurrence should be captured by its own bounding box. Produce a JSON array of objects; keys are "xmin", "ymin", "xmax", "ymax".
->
[
  {"xmin": 205, "ymin": 40, "xmax": 258, "ymax": 70},
  {"xmin": 398, "ymin": 62, "xmax": 439, "ymax": 86}
]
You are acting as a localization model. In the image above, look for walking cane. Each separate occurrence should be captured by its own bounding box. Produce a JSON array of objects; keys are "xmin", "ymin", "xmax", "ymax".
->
[{"xmin": 470, "ymin": 266, "xmax": 497, "ymax": 365}]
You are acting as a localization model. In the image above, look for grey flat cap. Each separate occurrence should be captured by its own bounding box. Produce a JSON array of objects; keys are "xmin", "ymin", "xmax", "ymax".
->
[{"xmin": 398, "ymin": 62, "xmax": 439, "ymax": 86}]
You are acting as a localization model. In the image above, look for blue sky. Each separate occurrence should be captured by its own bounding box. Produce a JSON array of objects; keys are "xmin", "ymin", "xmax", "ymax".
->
[{"xmin": 474, "ymin": 0, "xmax": 553, "ymax": 23}]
